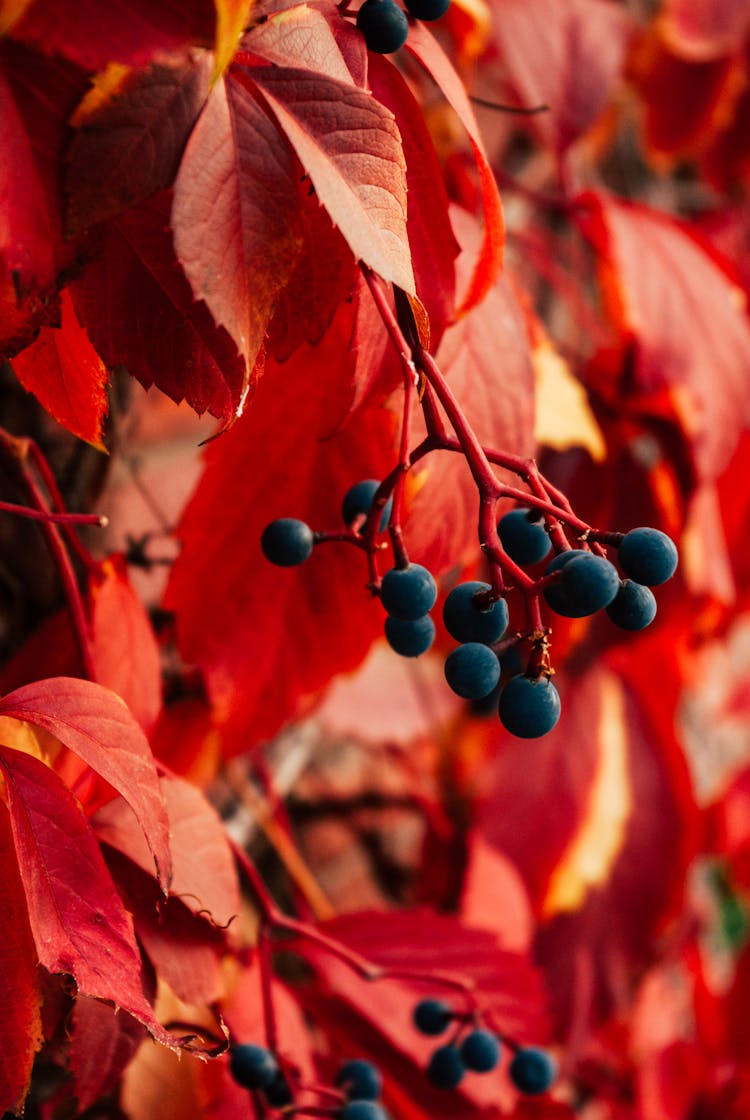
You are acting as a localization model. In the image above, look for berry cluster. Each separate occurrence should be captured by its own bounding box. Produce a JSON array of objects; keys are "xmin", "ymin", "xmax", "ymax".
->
[
  {"xmin": 413, "ymin": 998, "xmax": 556, "ymax": 1096},
  {"xmin": 356, "ymin": 0, "xmax": 450, "ymax": 55},
  {"xmin": 261, "ymin": 483, "xmax": 678, "ymax": 739}
]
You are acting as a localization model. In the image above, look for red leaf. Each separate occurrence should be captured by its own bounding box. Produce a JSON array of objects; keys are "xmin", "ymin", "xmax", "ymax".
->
[
  {"xmin": 244, "ymin": 4, "xmax": 355, "ymax": 81},
  {"xmin": 490, "ymin": 0, "xmax": 633, "ymax": 154},
  {"xmin": 0, "ymin": 747, "xmax": 174, "ymax": 1044},
  {"xmin": 0, "ymin": 803, "xmax": 42, "ymax": 1115},
  {"xmin": 72, "ymin": 192, "xmax": 248, "ymax": 421},
  {"xmin": 0, "ymin": 676, "xmax": 171, "ymax": 887},
  {"xmin": 661, "ymin": 0, "xmax": 750, "ymax": 60},
  {"xmin": 405, "ymin": 23, "xmax": 504, "ymax": 314},
  {"xmin": 251, "ymin": 66, "xmax": 414, "ymax": 292},
  {"xmin": 65, "ymin": 53, "xmax": 212, "ymax": 236},
  {"xmin": 578, "ymin": 192, "xmax": 750, "ymax": 480},
  {"xmin": 164, "ymin": 301, "xmax": 398, "ymax": 749},
  {"xmin": 93, "ymin": 774, "xmax": 240, "ymax": 929},
  {"xmin": 10, "ymin": 0, "xmax": 216, "ymax": 70},
  {"xmin": 405, "ymin": 211, "xmax": 536, "ymax": 578},
  {"xmin": 89, "ymin": 556, "xmax": 163, "ymax": 733},
  {"xmin": 368, "ymin": 54, "xmax": 458, "ymax": 345},
  {"xmin": 11, "ymin": 288, "xmax": 109, "ymax": 446},
  {"xmin": 70, "ymin": 996, "xmax": 146, "ymax": 1112},
  {"xmin": 171, "ymin": 70, "xmax": 308, "ymax": 368}
]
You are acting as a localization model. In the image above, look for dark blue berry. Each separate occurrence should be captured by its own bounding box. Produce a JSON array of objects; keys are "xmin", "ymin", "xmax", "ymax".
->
[
  {"xmin": 336, "ymin": 1060, "xmax": 382, "ymax": 1101},
  {"xmin": 340, "ymin": 1102, "xmax": 388, "ymax": 1120},
  {"xmin": 499, "ymin": 675, "xmax": 561, "ymax": 738},
  {"xmin": 541, "ymin": 549, "xmax": 589, "ymax": 616},
  {"xmin": 380, "ymin": 564, "xmax": 437, "ymax": 620},
  {"xmin": 558, "ymin": 553, "xmax": 620, "ymax": 616},
  {"xmin": 404, "ymin": 0, "xmax": 450, "ymax": 18},
  {"xmin": 413, "ymin": 998, "xmax": 452, "ymax": 1035},
  {"xmin": 442, "ymin": 581, "xmax": 509, "ymax": 645},
  {"xmin": 459, "ymin": 1029, "xmax": 500, "ymax": 1073},
  {"xmin": 229, "ymin": 1043, "xmax": 279, "ymax": 1090},
  {"xmin": 384, "ymin": 614, "xmax": 435, "ymax": 657},
  {"xmin": 618, "ymin": 527, "xmax": 678, "ymax": 586},
  {"xmin": 606, "ymin": 579, "xmax": 657, "ymax": 630},
  {"xmin": 426, "ymin": 1044, "xmax": 465, "ymax": 1090},
  {"xmin": 260, "ymin": 518, "xmax": 314, "ymax": 567},
  {"xmin": 264, "ymin": 1070, "xmax": 294, "ymax": 1107},
  {"xmin": 444, "ymin": 643, "xmax": 501, "ymax": 700},
  {"xmin": 508, "ymin": 1047, "xmax": 557, "ymax": 1095},
  {"xmin": 497, "ymin": 508, "xmax": 551, "ymax": 566},
  {"xmin": 356, "ymin": 0, "xmax": 409, "ymax": 52},
  {"xmin": 341, "ymin": 480, "xmax": 392, "ymax": 533}
]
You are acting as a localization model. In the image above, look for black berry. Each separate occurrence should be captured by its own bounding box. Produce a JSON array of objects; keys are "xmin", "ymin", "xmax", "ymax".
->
[
  {"xmin": 356, "ymin": 0, "xmax": 409, "ymax": 52},
  {"xmin": 499, "ymin": 675, "xmax": 561, "ymax": 738},
  {"xmin": 541, "ymin": 548, "xmax": 589, "ymax": 616},
  {"xmin": 341, "ymin": 480, "xmax": 392, "ymax": 533},
  {"xmin": 404, "ymin": 0, "xmax": 450, "ymax": 19},
  {"xmin": 618, "ymin": 527, "xmax": 678, "ymax": 586},
  {"xmin": 264, "ymin": 1070, "xmax": 294, "ymax": 1107},
  {"xmin": 606, "ymin": 579, "xmax": 657, "ymax": 630},
  {"xmin": 558, "ymin": 553, "xmax": 620, "ymax": 616},
  {"xmin": 229, "ymin": 1043, "xmax": 279, "ymax": 1090},
  {"xmin": 497, "ymin": 508, "xmax": 551, "ymax": 566},
  {"xmin": 384, "ymin": 614, "xmax": 435, "ymax": 657},
  {"xmin": 336, "ymin": 1059, "xmax": 382, "ymax": 1101},
  {"xmin": 508, "ymin": 1047, "xmax": 556, "ymax": 1095},
  {"xmin": 459, "ymin": 1029, "xmax": 500, "ymax": 1073},
  {"xmin": 413, "ymin": 998, "xmax": 451, "ymax": 1035},
  {"xmin": 426, "ymin": 1044, "xmax": 465, "ymax": 1090},
  {"xmin": 444, "ymin": 643, "xmax": 501, "ymax": 700},
  {"xmin": 340, "ymin": 1103, "xmax": 388, "ymax": 1120},
  {"xmin": 380, "ymin": 563, "xmax": 437, "ymax": 620},
  {"xmin": 260, "ymin": 518, "xmax": 315, "ymax": 567},
  {"xmin": 442, "ymin": 580, "xmax": 509, "ymax": 644}
]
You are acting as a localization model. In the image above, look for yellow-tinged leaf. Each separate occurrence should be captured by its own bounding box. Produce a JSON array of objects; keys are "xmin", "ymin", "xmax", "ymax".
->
[
  {"xmin": 214, "ymin": 0, "xmax": 253, "ymax": 80},
  {"xmin": 542, "ymin": 671, "xmax": 631, "ymax": 916},
  {"xmin": 0, "ymin": 717, "xmax": 57, "ymax": 765},
  {"xmin": 69, "ymin": 62, "xmax": 131, "ymax": 127},
  {"xmin": 534, "ymin": 338, "xmax": 606, "ymax": 460}
]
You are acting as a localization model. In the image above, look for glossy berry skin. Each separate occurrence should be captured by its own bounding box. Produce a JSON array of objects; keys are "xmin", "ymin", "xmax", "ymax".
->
[
  {"xmin": 459, "ymin": 1029, "xmax": 501, "ymax": 1073},
  {"xmin": 606, "ymin": 579, "xmax": 657, "ymax": 631},
  {"xmin": 444, "ymin": 643, "xmax": 501, "ymax": 700},
  {"xmin": 229, "ymin": 1044, "xmax": 279, "ymax": 1090},
  {"xmin": 426, "ymin": 1044, "xmax": 465, "ymax": 1090},
  {"xmin": 413, "ymin": 998, "xmax": 452, "ymax": 1035},
  {"xmin": 336, "ymin": 1059, "xmax": 383, "ymax": 1101},
  {"xmin": 497, "ymin": 508, "xmax": 551, "ymax": 566},
  {"xmin": 264, "ymin": 1071, "xmax": 294, "ymax": 1107},
  {"xmin": 559, "ymin": 553, "xmax": 620, "ymax": 616},
  {"xmin": 508, "ymin": 1047, "xmax": 557, "ymax": 1095},
  {"xmin": 541, "ymin": 548, "xmax": 589, "ymax": 616},
  {"xmin": 340, "ymin": 1102, "xmax": 388, "ymax": 1120},
  {"xmin": 380, "ymin": 563, "xmax": 437, "ymax": 620},
  {"xmin": 443, "ymin": 581, "xmax": 509, "ymax": 645},
  {"xmin": 385, "ymin": 614, "xmax": 435, "ymax": 657},
  {"xmin": 499, "ymin": 675, "xmax": 561, "ymax": 739},
  {"xmin": 404, "ymin": 0, "xmax": 450, "ymax": 19},
  {"xmin": 618, "ymin": 527, "xmax": 678, "ymax": 586},
  {"xmin": 341, "ymin": 480, "xmax": 392, "ymax": 533},
  {"xmin": 261, "ymin": 518, "xmax": 314, "ymax": 567},
  {"xmin": 356, "ymin": 0, "xmax": 409, "ymax": 53}
]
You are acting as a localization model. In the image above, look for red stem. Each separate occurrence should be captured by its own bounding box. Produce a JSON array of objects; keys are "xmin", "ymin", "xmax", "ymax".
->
[{"xmin": 0, "ymin": 499, "xmax": 107, "ymax": 527}]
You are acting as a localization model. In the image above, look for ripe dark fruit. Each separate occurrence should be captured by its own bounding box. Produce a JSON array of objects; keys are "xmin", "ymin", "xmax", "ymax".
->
[
  {"xmin": 497, "ymin": 508, "xmax": 551, "ymax": 566},
  {"xmin": 413, "ymin": 998, "xmax": 452, "ymax": 1035},
  {"xmin": 403, "ymin": 0, "xmax": 450, "ymax": 19},
  {"xmin": 508, "ymin": 1047, "xmax": 557, "ymax": 1095},
  {"xmin": 380, "ymin": 563, "xmax": 437, "ymax": 620},
  {"xmin": 340, "ymin": 1103, "xmax": 388, "ymax": 1120},
  {"xmin": 499, "ymin": 675, "xmax": 561, "ymax": 738},
  {"xmin": 459, "ymin": 1029, "xmax": 501, "ymax": 1073},
  {"xmin": 356, "ymin": 0, "xmax": 409, "ymax": 53},
  {"xmin": 606, "ymin": 579, "xmax": 657, "ymax": 630},
  {"xmin": 336, "ymin": 1059, "xmax": 383, "ymax": 1101},
  {"xmin": 444, "ymin": 643, "xmax": 501, "ymax": 700},
  {"xmin": 264, "ymin": 1071, "xmax": 294, "ymax": 1107},
  {"xmin": 341, "ymin": 479, "xmax": 392, "ymax": 533},
  {"xmin": 261, "ymin": 518, "xmax": 315, "ymax": 567},
  {"xmin": 384, "ymin": 614, "xmax": 435, "ymax": 657},
  {"xmin": 618, "ymin": 527, "xmax": 678, "ymax": 586},
  {"xmin": 426, "ymin": 1044, "xmax": 465, "ymax": 1090},
  {"xmin": 541, "ymin": 548, "xmax": 589, "ymax": 616},
  {"xmin": 443, "ymin": 580, "xmax": 509, "ymax": 644},
  {"xmin": 559, "ymin": 553, "xmax": 620, "ymax": 616},
  {"xmin": 229, "ymin": 1043, "xmax": 279, "ymax": 1090}
]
